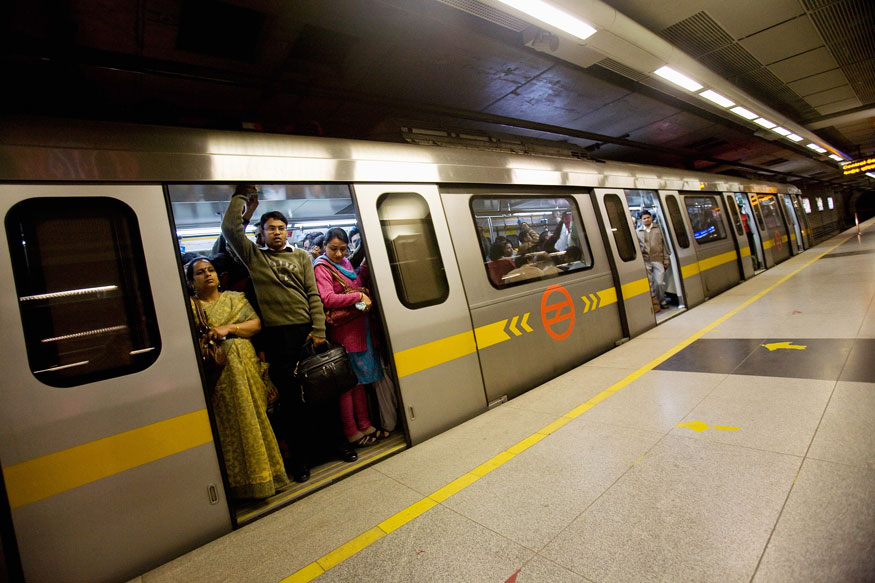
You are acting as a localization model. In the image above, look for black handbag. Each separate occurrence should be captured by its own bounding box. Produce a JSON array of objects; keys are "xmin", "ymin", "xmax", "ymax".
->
[{"xmin": 295, "ymin": 340, "xmax": 359, "ymax": 402}]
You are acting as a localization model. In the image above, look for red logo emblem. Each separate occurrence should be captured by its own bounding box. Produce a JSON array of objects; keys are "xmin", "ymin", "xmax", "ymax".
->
[
  {"xmin": 774, "ymin": 230, "xmax": 782, "ymax": 251},
  {"xmin": 541, "ymin": 284, "xmax": 575, "ymax": 341}
]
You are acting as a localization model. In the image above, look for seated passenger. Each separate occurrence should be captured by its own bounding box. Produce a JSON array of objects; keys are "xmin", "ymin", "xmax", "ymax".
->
[
  {"xmin": 486, "ymin": 242, "xmax": 516, "ymax": 287},
  {"xmin": 562, "ymin": 245, "xmax": 586, "ymax": 271},
  {"xmin": 185, "ymin": 256, "xmax": 288, "ymax": 499},
  {"xmin": 504, "ymin": 253, "xmax": 543, "ymax": 284}
]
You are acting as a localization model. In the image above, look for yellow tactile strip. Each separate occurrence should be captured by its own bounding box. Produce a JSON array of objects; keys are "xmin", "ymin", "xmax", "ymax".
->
[{"xmin": 280, "ymin": 228, "xmax": 863, "ymax": 583}]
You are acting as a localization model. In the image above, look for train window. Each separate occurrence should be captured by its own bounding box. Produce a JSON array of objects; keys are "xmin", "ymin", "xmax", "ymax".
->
[
  {"xmin": 726, "ymin": 196, "xmax": 744, "ymax": 236},
  {"xmin": 758, "ymin": 195, "xmax": 782, "ymax": 230},
  {"xmin": 377, "ymin": 192, "xmax": 449, "ymax": 308},
  {"xmin": 604, "ymin": 194, "xmax": 637, "ymax": 261},
  {"xmin": 665, "ymin": 196, "xmax": 690, "ymax": 248},
  {"xmin": 683, "ymin": 195, "xmax": 727, "ymax": 245},
  {"xmin": 471, "ymin": 195, "xmax": 592, "ymax": 289},
  {"xmin": 5, "ymin": 197, "xmax": 161, "ymax": 387}
]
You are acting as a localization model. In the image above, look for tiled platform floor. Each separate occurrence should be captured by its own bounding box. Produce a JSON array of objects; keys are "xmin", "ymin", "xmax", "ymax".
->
[{"xmin": 140, "ymin": 220, "xmax": 875, "ymax": 583}]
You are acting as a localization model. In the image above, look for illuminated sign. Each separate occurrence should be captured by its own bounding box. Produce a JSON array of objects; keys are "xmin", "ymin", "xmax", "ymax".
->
[{"xmin": 842, "ymin": 157, "xmax": 875, "ymax": 175}]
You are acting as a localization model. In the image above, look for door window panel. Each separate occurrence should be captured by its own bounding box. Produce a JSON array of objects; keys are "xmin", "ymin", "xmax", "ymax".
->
[
  {"xmin": 683, "ymin": 195, "xmax": 727, "ymax": 244},
  {"xmin": 604, "ymin": 194, "xmax": 637, "ymax": 262},
  {"xmin": 665, "ymin": 196, "xmax": 690, "ymax": 248},
  {"xmin": 758, "ymin": 194, "xmax": 782, "ymax": 230},
  {"xmin": 377, "ymin": 192, "xmax": 449, "ymax": 308},
  {"xmin": 471, "ymin": 195, "xmax": 592, "ymax": 289},
  {"xmin": 6, "ymin": 197, "xmax": 161, "ymax": 387}
]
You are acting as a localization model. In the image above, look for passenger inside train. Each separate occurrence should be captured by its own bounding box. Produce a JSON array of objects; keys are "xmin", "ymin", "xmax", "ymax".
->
[
  {"xmin": 172, "ymin": 182, "xmax": 401, "ymax": 519},
  {"xmin": 185, "ymin": 256, "xmax": 289, "ymax": 500}
]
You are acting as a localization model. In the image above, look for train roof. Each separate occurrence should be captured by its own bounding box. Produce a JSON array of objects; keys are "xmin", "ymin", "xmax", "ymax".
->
[{"xmin": 0, "ymin": 116, "xmax": 799, "ymax": 195}]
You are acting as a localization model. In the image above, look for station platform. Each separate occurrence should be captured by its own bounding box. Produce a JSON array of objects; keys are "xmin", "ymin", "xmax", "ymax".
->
[{"xmin": 140, "ymin": 219, "xmax": 875, "ymax": 583}]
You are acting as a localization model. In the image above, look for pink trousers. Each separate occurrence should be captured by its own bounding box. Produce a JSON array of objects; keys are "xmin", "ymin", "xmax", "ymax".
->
[{"xmin": 339, "ymin": 384, "xmax": 372, "ymax": 438}]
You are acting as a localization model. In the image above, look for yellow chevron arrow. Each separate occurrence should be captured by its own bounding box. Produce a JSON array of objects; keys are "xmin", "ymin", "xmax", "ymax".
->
[
  {"xmin": 590, "ymin": 293, "xmax": 599, "ymax": 310},
  {"xmin": 508, "ymin": 315, "xmax": 523, "ymax": 336},
  {"xmin": 581, "ymin": 295, "xmax": 591, "ymax": 313},
  {"xmin": 761, "ymin": 342, "xmax": 807, "ymax": 351},
  {"xmin": 520, "ymin": 312, "xmax": 533, "ymax": 332}
]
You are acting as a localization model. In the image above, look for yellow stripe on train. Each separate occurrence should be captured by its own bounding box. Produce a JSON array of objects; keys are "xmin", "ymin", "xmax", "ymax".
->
[{"xmin": 3, "ymin": 409, "xmax": 214, "ymax": 509}]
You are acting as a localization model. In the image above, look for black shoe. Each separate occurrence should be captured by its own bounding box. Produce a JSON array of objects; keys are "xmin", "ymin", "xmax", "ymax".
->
[
  {"xmin": 291, "ymin": 466, "xmax": 310, "ymax": 483},
  {"xmin": 340, "ymin": 446, "xmax": 358, "ymax": 463}
]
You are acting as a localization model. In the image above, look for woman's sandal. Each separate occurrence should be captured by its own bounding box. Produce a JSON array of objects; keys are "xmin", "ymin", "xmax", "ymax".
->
[
  {"xmin": 373, "ymin": 429, "xmax": 390, "ymax": 440},
  {"xmin": 350, "ymin": 434, "xmax": 377, "ymax": 447}
]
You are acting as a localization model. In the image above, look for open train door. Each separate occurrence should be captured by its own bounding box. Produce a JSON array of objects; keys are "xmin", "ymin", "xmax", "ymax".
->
[
  {"xmin": 592, "ymin": 189, "xmax": 654, "ymax": 337},
  {"xmin": 658, "ymin": 191, "xmax": 706, "ymax": 309},
  {"xmin": 352, "ymin": 184, "xmax": 488, "ymax": 445},
  {"xmin": 779, "ymin": 193, "xmax": 803, "ymax": 254},
  {"xmin": 723, "ymin": 193, "xmax": 755, "ymax": 280}
]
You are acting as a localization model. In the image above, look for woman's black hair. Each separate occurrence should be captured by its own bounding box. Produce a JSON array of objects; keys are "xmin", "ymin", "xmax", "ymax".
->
[
  {"xmin": 488, "ymin": 242, "xmax": 506, "ymax": 262},
  {"xmin": 184, "ymin": 256, "xmax": 213, "ymax": 281},
  {"xmin": 324, "ymin": 227, "xmax": 349, "ymax": 245}
]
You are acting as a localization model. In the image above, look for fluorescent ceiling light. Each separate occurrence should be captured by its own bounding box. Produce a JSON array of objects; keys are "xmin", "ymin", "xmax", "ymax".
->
[
  {"xmin": 786, "ymin": 133, "xmax": 804, "ymax": 142},
  {"xmin": 806, "ymin": 143, "xmax": 827, "ymax": 153},
  {"xmin": 771, "ymin": 126, "xmax": 791, "ymax": 136},
  {"xmin": 653, "ymin": 66, "xmax": 703, "ymax": 91},
  {"xmin": 496, "ymin": 0, "xmax": 596, "ymax": 40},
  {"xmin": 753, "ymin": 118, "xmax": 777, "ymax": 129},
  {"xmin": 867, "ymin": 173, "xmax": 875, "ymax": 179},
  {"xmin": 730, "ymin": 106, "xmax": 758, "ymax": 120},
  {"xmin": 828, "ymin": 154, "xmax": 844, "ymax": 161},
  {"xmin": 699, "ymin": 90, "xmax": 734, "ymax": 108}
]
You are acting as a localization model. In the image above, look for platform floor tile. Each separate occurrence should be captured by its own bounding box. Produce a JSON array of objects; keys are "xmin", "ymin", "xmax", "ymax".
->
[
  {"xmin": 441, "ymin": 419, "xmax": 663, "ymax": 550},
  {"xmin": 752, "ymin": 458, "xmax": 875, "ymax": 582},
  {"xmin": 540, "ymin": 435, "xmax": 802, "ymax": 583},
  {"xmin": 671, "ymin": 375, "xmax": 834, "ymax": 456},
  {"xmin": 579, "ymin": 370, "xmax": 726, "ymax": 433},
  {"xmin": 504, "ymin": 365, "xmax": 630, "ymax": 417},
  {"xmin": 839, "ymin": 339, "xmax": 875, "ymax": 382},
  {"xmin": 372, "ymin": 404, "xmax": 555, "ymax": 496},
  {"xmin": 808, "ymin": 380, "xmax": 875, "ymax": 468},
  {"xmin": 314, "ymin": 504, "xmax": 534, "ymax": 583}
]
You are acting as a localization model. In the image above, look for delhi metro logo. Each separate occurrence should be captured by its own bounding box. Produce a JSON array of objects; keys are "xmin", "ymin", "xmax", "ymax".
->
[{"xmin": 540, "ymin": 284, "xmax": 575, "ymax": 341}]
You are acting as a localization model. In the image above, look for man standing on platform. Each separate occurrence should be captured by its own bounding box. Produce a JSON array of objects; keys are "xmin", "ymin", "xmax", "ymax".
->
[
  {"xmin": 221, "ymin": 184, "xmax": 327, "ymax": 483},
  {"xmin": 637, "ymin": 210, "xmax": 671, "ymax": 310}
]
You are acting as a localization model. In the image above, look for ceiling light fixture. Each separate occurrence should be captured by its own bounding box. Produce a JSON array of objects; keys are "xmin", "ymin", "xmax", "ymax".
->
[
  {"xmin": 806, "ymin": 143, "xmax": 827, "ymax": 153},
  {"xmin": 495, "ymin": 0, "xmax": 596, "ymax": 40},
  {"xmin": 786, "ymin": 133, "xmax": 804, "ymax": 142},
  {"xmin": 653, "ymin": 66, "xmax": 703, "ymax": 91},
  {"xmin": 771, "ymin": 127, "xmax": 791, "ymax": 136},
  {"xmin": 730, "ymin": 106, "xmax": 758, "ymax": 120},
  {"xmin": 753, "ymin": 118, "xmax": 777, "ymax": 129},
  {"xmin": 699, "ymin": 90, "xmax": 734, "ymax": 108},
  {"xmin": 828, "ymin": 154, "xmax": 844, "ymax": 161}
]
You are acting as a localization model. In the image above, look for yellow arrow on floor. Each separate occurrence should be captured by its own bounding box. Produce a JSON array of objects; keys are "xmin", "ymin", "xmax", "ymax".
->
[
  {"xmin": 676, "ymin": 421, "xmax": 739, "ymax": 433},
  {"xmin": 761, "ymin": 341, "xmax": 807, "ymax": 351}
]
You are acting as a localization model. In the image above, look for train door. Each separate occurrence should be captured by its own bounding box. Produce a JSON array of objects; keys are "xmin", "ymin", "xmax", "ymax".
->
[
  {"xmin": 680, "ymin": 193, "xmax": 741, "ymax": 298},
  {"xmin": 623, "ymin": 190, "xmax": 687, "ymax": 321},
  {"xmin": 723, "ymin": 193, "xmax": 754, "ymax": 280},
  {"xmin": 353, "ymin": 184, "xmax": 488, "ymax": 445},
  {"xmin": 757, "ymin": 193, "xmax": 792, "ymax": 265},
  {"xmin": 441, "ymin": 188, "xmax": 625, "ymax": 404},
  {"xmin": 0, "ymin": 185, "xmax": 230, "ymax": 583},
  {"xmin": 738, "ymin": 194, "xmax": 767, "ymax": 270},
  {"xmin": 780, "ymin": 194, "xmax": 803, "ymax": 254},
  {"xmin": 659, "ymin": 191, "xmax": 705, "ymax": 309},
  {"xmin": 790, "ymin": 194, "xmax": 811, "ymax": 249},
  {"xmin": 592, "ymin": 189, "xmax": 654, "ymax": 337}
]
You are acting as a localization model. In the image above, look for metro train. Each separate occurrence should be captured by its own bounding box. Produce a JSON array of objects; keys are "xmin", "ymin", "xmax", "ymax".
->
[{"xmin": 0, "ymin": 117, "xmax": 820, "ymax": 582}]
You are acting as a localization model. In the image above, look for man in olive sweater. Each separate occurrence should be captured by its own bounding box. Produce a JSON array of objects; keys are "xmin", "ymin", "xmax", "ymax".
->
[{"xmin": 221, "ymin": 184, "xmax": 327, "ymax": 482}]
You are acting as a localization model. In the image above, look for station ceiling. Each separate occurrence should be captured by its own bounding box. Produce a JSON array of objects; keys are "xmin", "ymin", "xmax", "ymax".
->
[{"xmin": 4, "ymin": 0, "xmax": 874, "ymax": 190}]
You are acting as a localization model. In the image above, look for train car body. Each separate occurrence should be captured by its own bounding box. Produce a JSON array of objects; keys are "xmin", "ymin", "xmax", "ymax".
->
[{"xmin": 0, "ymin": 118, "xmax": 816, "ymax": 582}]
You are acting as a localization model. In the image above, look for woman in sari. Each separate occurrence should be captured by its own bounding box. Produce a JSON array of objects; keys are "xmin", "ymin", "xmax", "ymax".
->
[
  {"xmin": 186, "ymin": 256, "xmax": 289, "ymax": 499},
  {"xmin": 314, "ymin": 228, "xmax": 389, "ymax": 447}
]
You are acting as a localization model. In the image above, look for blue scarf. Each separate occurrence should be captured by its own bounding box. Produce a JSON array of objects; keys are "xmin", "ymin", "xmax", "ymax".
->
[{"xmin": 316, "ymin": 255, "xmax": 357, "ymax": 280}]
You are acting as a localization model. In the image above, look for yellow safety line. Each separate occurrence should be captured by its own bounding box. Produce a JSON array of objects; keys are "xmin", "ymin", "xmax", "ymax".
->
[
  {"xmin": 280, "ymin": 228, "xmax": 865, "ymax": 582},
  {"xmin": 2, "ymin": 409, "xmax": 214, "ymax": 509}
]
